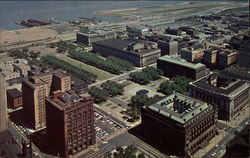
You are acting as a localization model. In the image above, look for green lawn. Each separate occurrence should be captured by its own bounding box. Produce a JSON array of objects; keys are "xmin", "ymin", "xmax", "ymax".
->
[{"xmin": 60, "ymin": 56, "xmax": 115, "ymax": 81}]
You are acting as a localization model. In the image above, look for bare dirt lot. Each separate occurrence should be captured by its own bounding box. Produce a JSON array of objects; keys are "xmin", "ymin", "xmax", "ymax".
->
[{"xmin": 0, "ymin": 26, "xmax": 57, "ymax": 47}]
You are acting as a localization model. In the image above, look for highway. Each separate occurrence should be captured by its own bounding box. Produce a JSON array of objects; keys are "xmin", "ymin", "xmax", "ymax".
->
[{"xmin": 204, "ymin": 117, "xmax": 250, "ymax": 158}]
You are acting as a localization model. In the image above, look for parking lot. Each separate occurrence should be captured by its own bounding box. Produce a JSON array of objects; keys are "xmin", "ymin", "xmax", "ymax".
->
[{"xmin": 94, "ymin": 111, "xmax": 122, "ymax": 142}]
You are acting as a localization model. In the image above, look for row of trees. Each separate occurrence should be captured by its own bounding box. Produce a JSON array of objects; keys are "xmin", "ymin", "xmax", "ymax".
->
[
  {"xmin": 104, "ymin": 145, "xmax": 145, "ymax": 158},
  {"xmin": 89, "ymin": 81, "xmax": 125, "ymax": 103},
  {"xmin": 41, "ymin": 55, "xmax": 97, "ymax": 83},
  {"xmin": 129, "ymin": 67, "xmax": 163, "ymax": 85},
  {"xmin": 159, "ymin": 75, "xmax": 190, "ymax": 95},
  {"xmin": 68, "ymin": 51, "xmax": 134, "ymax": 75}
]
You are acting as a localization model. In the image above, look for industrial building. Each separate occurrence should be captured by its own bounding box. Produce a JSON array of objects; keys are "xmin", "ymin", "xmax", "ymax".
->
[
  {"xmin": 93, "ymin": 38, "xmax": 161, "ymax": 67},
  {"xmin": 76, "ymin": 31, "xmax": 116, "ymax": 46},
  {"xmin": 189, "ymin": 73, "xmax": 250, "ymax": 121},
  {"xmin": 141, "ymin": 92, "xmax": 218, "ymax": 157},
  {"xmin": 157, "ymin": 55, "xmax": 208, "ymax": 80},
  {"xmin": 46, "ymin": 91, "xmax": 95, "ymax": 158}
]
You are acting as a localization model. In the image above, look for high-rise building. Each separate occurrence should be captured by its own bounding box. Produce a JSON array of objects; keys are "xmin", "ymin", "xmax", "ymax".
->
[
  {"xmin": 0, "ymin": 73, "xmax": 8, "ymax": 133},
  {"xmin": 189, "ymin": 73, "xmax": 250, "ymax": 121},
  {"xmin": 46, "ymin": 91, "xmax": 95, "ymax": 158},
  {"xmin": 22, "ymin": 76, "xmax": 48, "ymax": 130},
  {"xmin": 141, "ymin": 92, "xmax": 218, "ymax": 157},
  {"xmin": 22, "ymin": 70, "xmax": 71, "ymax": 130}
]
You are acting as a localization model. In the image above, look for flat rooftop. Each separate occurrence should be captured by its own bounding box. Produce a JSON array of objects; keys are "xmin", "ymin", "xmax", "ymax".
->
[
  {"xmin": 94, "ymin": 38, "xmax": 160, "ymax": 55},
  {"xmin": 147, "ymin": 92, "xmax": 210, "ymax": 124},
  {"xmin": 190, "ymin": 73, "xmax": 248, "ymax": 96},
  {"xmin": 158, "ymin": 55, "xmax": 205, "ymax": 70}
]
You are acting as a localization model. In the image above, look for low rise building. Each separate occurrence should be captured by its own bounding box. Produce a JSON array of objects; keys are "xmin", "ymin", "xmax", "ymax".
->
[
  {"xmin": 189, "ymin": 73, "xmax": 250, "ymax": 121},
  {"xmin": 126, "ymin": 25, "xmax": 149, "ymax": 36},
  {"xmin": 157, "ymin": 55, "xmax": 208, "ymax": 80},
  {"xmin": 7, "ymin": 88, "xmax": 22, "ymax": 109},
  {"xmin": 76, "ymin": 31, "xmax": 116, "ymax": 46},
  {"xmin": 141, "ymin": 92, "xmax": 218, "ymax": 157},
  {"xmin": 46, "ymin": 91, "xmax": 95, "ymax": 158},
  {"xmin": 93, "ymin": 38, "xmax": 161, "ymax": 67},
  {"xmin": 0, "ymin": 59, "xmax": 30, "ymax": 81}
]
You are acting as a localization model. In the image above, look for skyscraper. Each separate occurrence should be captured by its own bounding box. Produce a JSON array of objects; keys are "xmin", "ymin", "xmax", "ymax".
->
[
  {"xmin": 0, "ymin": 73, "xmax": 8, "ymax": 133},
  {"xmin": 22, "ymin": 70, "xmax": 71, "ymax": 130}
]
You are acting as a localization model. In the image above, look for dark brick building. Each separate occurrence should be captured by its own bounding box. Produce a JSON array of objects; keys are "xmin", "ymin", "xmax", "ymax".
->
[
  {"xmin": 46, "ymin": 91, "xmax": 95, "ymax": 158},
  {"xmin": 141, "ymin": 92, "xmax": 218, "ymax": 157},
  {"xmin": 7, "ymin": 88, "xmax": 22, "ymax": 109}
]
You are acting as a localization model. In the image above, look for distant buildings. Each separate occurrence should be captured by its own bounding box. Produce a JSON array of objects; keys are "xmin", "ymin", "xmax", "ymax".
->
[
  {"xmin": 189, "ymin": 73, "xmax": 250, "ymax": 121},
  {"xmin": 238, "ymin": 40, "xmax": 250, "ymax": 69},
  {"xmin": 93, "ymin": 38, "xmax": 161, "ymax": 67},
  {"xmin": 165, "ymin": 27, "xmax": 181, "ymax": 36},
  {"xmin": 46, "ymin": 91, "xmax": 95, "ymax": 158},
  {"xmin": 220, "ymin": 65, "xmax": 250, "ymax": 81},
  {"xmin": 141, "ymin": 92, "xmax": 218, "ymax": 157},
  {"xmin": 180, "ymin": 44, "xmax": 204, "ymax": 62},
  {"xmin": 0, "ymin": 73, "xmax": 8, "ymax": 133},
  {"xmin": 157, "ymin": 55, "xmax": 208, "ymax": 80},
  {"xmin": 7, "ymin": 88, "xmax": 22, "ymax": 109},
  {"xmin": 76, "ymin": 31, "xmax": 116, "ymax": 46},
  {"xmin": 126, "ymin": 25, "xmax": 149, "ymax": 36},
  {"xmin": 158, "ymin": 40, "xmax": 178, "ymax": 56},
  {"xmin": 0, "ymin": 59, "xmax": 30, "ymax": 81},
  {"xmin": 22, "ymin": 70, "xmax": 71, "ymax": 129}
]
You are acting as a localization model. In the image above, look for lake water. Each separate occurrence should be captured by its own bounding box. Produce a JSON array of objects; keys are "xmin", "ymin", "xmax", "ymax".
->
[{"xmin": 0, "ymin": 1, "xmax": 180, "ymax": 30}]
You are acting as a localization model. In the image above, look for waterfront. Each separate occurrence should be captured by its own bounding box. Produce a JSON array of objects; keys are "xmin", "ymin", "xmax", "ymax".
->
[{"xmin": 0, "ymin": 1, "xmax": 179, "ymax": 30}]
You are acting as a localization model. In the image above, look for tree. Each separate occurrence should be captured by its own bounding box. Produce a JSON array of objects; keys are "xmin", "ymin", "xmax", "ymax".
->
[
  {"xmin": 130, "ymin": 94, "xmax": 150, "ymax": 107},
  {"xmin": 88, "ymin": 87, "xmax": 109, "ymax": 103},
  {"xmin": 159, "ymin": 76, "xmax": 190, "ymax": 95},
  {"xmin": 101, "ymin": 80, "xmax": 124, "ymax": 96},
  {"xmin": 41, "ymin": 55, "xmax": 96, "ymax": 83},
  {"xmin": 129, "ymin": 72, "xmax": 150, "ymax": 85},
  {"xmin": 129, "ymin": 67, "xmax": 163, "ymax": 85}
]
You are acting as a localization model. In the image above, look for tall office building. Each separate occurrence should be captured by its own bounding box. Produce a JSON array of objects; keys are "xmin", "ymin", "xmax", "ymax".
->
[
  {"xmin": 46, "ymin": 91, "xmax": 95, "ymax": 158},
  {"xmin": 0, "ymin": 73, "xmax": 8, "ymax": 132},
  {"xmin": 22, "ymin": 70, "xmax": 71, "ymax": 130}
]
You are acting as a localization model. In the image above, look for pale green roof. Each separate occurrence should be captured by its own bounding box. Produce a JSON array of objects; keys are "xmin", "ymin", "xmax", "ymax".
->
[
  {"xmin": 158, "ymin": 55, "xmax": 205, "ymax": 70},
  {"xmin": 147, "ymin": 92, "xmax": 211, "ymax": 124}
]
